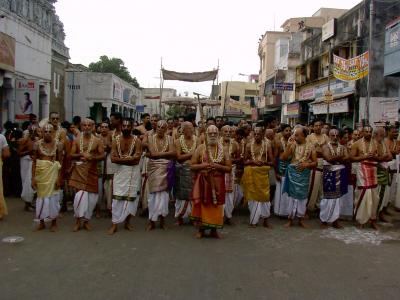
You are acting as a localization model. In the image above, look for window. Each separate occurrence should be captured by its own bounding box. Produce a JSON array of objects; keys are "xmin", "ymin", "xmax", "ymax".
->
[{"xmin": 230, "ymin": 95, "xmax": 240, "ymax": 101}]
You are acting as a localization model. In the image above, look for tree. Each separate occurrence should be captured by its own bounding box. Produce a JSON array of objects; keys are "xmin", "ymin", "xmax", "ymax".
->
[
  {"xmin": 88, "ymin": 55, "xmax": 140, "ymax": 88},
  {"xmin": 166, "ymin": 104, "xmax": 184, "ymax": 118}
]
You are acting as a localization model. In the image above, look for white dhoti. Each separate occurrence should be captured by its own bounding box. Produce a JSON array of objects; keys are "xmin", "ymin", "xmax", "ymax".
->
[
  {"xmin": 174, "ymin": 199, "xmax": 192, "ymax": 219},
  {"xmin": 73, "ymin": 190, "xmax": 98, "ymax": 220},
  {"xmin": 224, "ymin": 192, "xmax": 235, "ymax": 219},
  {"xmin": 355, "ymin": 188, "xmax": 379, "ymax": 224},
  {"xmin": 287, "ymin": 197, "xmax": 307, "ymax": 219},
  {"xmin": 274, "ymin": 177, "xmax": 289, "ymax": 216},
  {"xmin": 20, "ymin": 155, "xmax": 35, "ymax": 203},
  {"xmin": 148, "ymin": 191, "xmax": 169, "ymax": 221},
  {"xmin": 35, "ymin": 196, "xmax": 60, "ymax": 222},
  {"xmin": 112, "ymin": 199, "xmax": 139, "ymax": 224},
  {"xmin": 320, "ymin": 198, "xmax": 341, "ymax": 223},
  {"xmin": 112, "ymin": 164, "xmax": 141, "ymax": 224},
  {"xmin": 248, "ymin": 201, "xmax": 270, "ymax": 225}
]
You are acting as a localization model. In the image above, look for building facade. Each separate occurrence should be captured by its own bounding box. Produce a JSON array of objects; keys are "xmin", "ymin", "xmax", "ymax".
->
[
  {"xmin": 0, "ymin": 0, "xmax": 69, "ymax": 125},
  {"xmin": 64, "ymin": 71, "xmax": 142, "ymax": 123},
  {"xmin": 295, "ymin": 1, "xmax": 400, "ymax": 127},
  {"xmin": 258, "ymin": 8, "xmax": 347, "ymax": 123},
  {"xmin": 218, "ymin": 80, "xmax": 258, "ymax": 121},
  {"xmin": 141, "ymin": 88, "xmax": 177, "ymax": 116}
]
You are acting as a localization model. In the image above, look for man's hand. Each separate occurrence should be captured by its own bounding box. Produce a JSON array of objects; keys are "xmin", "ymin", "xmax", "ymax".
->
[
  {"xmin": 32, "ymin": 178, "xmax": 37, "ymax": 190},
  {"xmin": 81, "ymin": 153, "xmax": 91, "ymax": 161},
  {"xmin": 296, "ymin": 162, "xmax": 308, "ymax": 171}
]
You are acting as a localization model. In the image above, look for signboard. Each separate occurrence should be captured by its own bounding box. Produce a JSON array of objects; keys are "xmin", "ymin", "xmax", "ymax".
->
[
  {"xmin": 312, "ymin": 98, "xmax": 349, "ymax": 115},
  {"xmin": 324, "ymin": 90, "xmax": 333, "ymax": 102},
  {"xmin": 333, "ymin": 52, "xmax": 369, "ymax": 81},
  {"xmin": 0, "ymin": 32, "xmax": 15, "ymax": 72},
  {"xmin": 299, "ymin": 87, "xmax": 315, "ymax": 100},
  {"xmin": 274, "ymin": 82, "xmax": 294, "ymax": 91},
  {"xmin": 322, "ymin": 19, "xmax": 336, "ymax": 42},
  {"xmin": 228, "ymin": 99, "xmax": 251, "ymax": 114},
  {"xmin": 286, "ymin": 102, "xmax": 299, "ymax": 116},
  {"xmin": 384, "ymin": 18, "xmax": 400, "ymax": 76},
  {"xmin": 15, "ymin": 79, "xmax": 39, "ymax": 121},
  {"xmin": 135, "ymin": 105, "xmax": 144, "ymax": 113}
]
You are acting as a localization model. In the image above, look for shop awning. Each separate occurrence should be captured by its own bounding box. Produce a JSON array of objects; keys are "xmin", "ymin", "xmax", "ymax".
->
[{"xmin": 310, "ymin": 91, "xmax": 354, "ymax": 104}]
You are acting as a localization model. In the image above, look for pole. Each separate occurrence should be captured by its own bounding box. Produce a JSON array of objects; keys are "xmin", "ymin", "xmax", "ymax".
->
[
  {"xmin": 326, "ymin": 40, "xmax": 332, "ymax": 123},
  {"xmin": 366, "ymin": 0, "xmax": 373, "ymax": 124},
  {"xmin": 159, "ymin": 57, "xmax": 163, "ymax": 116},
  {"xmin": 222, "ymin": 81, "xmax": 229, "ymax": 117}
]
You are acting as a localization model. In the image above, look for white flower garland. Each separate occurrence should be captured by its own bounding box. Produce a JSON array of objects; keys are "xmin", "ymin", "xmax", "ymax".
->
[
  {"xmin": 79, "ymin": 134, "xmax": 94, "ymax": 154},
  {"xmin": 179, "ymin": 135, "xmax": 196, "ymax": 154},
  {"xmin": 117, "ymin": 135, "xmax": 137, "ymax": 158}
]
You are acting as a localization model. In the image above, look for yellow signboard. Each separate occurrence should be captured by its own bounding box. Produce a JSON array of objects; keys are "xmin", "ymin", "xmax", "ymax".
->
[{"xmin": 333, "ymin": 51, "xmax": 369, "ymax": 81}]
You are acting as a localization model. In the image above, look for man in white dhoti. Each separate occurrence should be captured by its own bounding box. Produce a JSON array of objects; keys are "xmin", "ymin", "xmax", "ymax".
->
[
  {"xmin": 108, "ymin": 119, "xmax": 142, "ymax": 234},
  {"xmin": 174, "ymin": 122, "xmax": 198, "ymax": 225},
  {"xmin": 18, "ymin": 128, "xmax": 36, "ymax": 211},
  {"xmin": 320, "ymin": 129, "xmax": 349, "ymax": 229},
  {"xmin": 273, "ymin": 124, "xmax": 291, "ymax": 217},
  {"xmin": 281, "ymin": 127, "xmax": 317, "ymax": 228},
  {"xmin": 241, "ymin": 127, "xmax": 275, "ymax": 228},
  {"xmin": 69, "ymin": 119, "xmax": 104, "ymax": 232},
  {"xmin": 220, "ymin": 125, "xmax": 239, "ymax": 225},
  {"xmin": 31, "ymin": 124, "xmax": 63, "ymax": 231},
  {"xmin": 350, "ymin": 126, "xmax": 380, "ymax": 230},
  {"xmin": 146, "ymin": 120, "xmax": 175, "ymax": 230},
  {"xmin": 306, "ymin": 119, "xmax": 329, "ymax": 213}
]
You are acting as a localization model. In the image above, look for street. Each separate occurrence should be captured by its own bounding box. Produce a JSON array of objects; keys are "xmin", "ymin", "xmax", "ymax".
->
[{"xmin": 1, "ymin": 198, "xmax": 400, "ymax": 299}]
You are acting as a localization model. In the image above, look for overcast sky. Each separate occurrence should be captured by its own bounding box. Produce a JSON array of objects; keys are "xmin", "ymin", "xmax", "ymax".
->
[{"xmin": 55, "ymin": 0, "xmax": 361, "ymax": 96}]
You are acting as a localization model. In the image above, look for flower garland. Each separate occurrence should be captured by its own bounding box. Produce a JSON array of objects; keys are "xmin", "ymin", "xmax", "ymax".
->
[
  {"xmin": 38, "ymin": 139, "xmax": 57, "ymax": 157},
  {"xmin": 153, "ymin": 135, "xmax": 168, "ymax": 153},
  {"xmin": 207, "ymin": 141, "xmax": 224, "ymax": 163},
  {"xmin": 294, "ymin": 142, "xmax": 311, "ymax": 163},
  {"xmin": 220, "ymin": 137, "xmax": 233, "ymax": 156},
  {"xmin": 116, "ymin": 135, "xmax": 137, "ymax": 158},
  {"xmin": 251, "ymin": 139, "xmax": 265, "ymax": 161},
  {"xmin": 179, "ymin": 135, "xmax": 196, "ymax": 154},
  {"xmin": 328, "ymin": 142, "xmax": 343, "ymax": 157},
  {"xmin": 79, "ymin": 134, "xmax": 94, "ymax": 154}
]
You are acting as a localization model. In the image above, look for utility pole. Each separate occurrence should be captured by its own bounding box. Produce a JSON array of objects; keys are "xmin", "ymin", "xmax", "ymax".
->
[
  {"xmin": 326, "ymin": 40, "xmax": 332, "ymax": 123},
  {"xmin": 366, "ymin": 0, "xmax": 374, "ymax": 124},
  {"xmin": 222, "ymin": 81, "xmax": 229, "ymax": 117}
]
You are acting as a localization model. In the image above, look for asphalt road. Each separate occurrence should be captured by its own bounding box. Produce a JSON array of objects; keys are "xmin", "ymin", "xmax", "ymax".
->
[{"xmin": 1, "ymin": 197, "xmax": 400, "ymax": 300}]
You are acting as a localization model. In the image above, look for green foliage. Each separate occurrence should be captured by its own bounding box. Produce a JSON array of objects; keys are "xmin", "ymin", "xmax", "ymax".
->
[
  {"xmin": 166, "ymin": 105, "xmax": 184, "ymax": 118},
  {"xmin": 88, "ymin": 55, "xmax": 140, "ymax": 88}
]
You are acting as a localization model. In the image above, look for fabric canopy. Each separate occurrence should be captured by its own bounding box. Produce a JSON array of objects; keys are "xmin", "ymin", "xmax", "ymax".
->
[{"xmin": 162, "ymin": 69, "xmax": 218, "ymax": 82}]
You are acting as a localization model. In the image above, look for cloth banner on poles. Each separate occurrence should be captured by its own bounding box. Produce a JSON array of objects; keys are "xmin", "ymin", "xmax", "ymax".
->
[
  {"xmin": 333, "ymin": 51, "xmax": 369, "ymax": 81},
  {"xmin": 162, "ymin": 69, "xmax": 218, "ymax": 82}
]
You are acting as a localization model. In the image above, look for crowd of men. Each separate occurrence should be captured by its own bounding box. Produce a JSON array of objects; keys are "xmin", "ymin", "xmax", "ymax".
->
[{"xmin": 1, "ymin": 112, "xmax": 400, "ymax": 238}]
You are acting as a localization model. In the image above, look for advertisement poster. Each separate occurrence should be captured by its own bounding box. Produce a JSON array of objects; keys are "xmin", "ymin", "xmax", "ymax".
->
[
  {"xmin": 333, "ymin": 51, "xmax": 369, "ymax": 81},
  {"xmin": 15, "ymin": 79, "xmax": 39, "ymax": 121}
]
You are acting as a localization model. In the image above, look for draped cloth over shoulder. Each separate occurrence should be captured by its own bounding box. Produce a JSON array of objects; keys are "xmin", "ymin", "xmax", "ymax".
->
[
  {"xmin": 354, "ymin": 161, "xmax": 378, "ymax": 225},
  {"xmin": 147, "ymin": 159, "xmax": 169, "ymax": 193},
  {"xmin": 283, "ymin": 164, "xmax": 311, "ymax": 201},
  {"xmin": 190, "ymin": 170, "xmax": 225, "ymax": 229},
  {"xmin": 175, "ymin": 162, "xmax": 193, "ymax": 200},
  {"xmin": 35, "ymin": 159, "xmax": 61, "ymax": 198},
  {"xmin": 241, "ymin": 166, "xmax": 270, "ymax": 203},
  {"xmin": 69, "ymin": 161, "xmax": 98, "ymax": 193}
]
